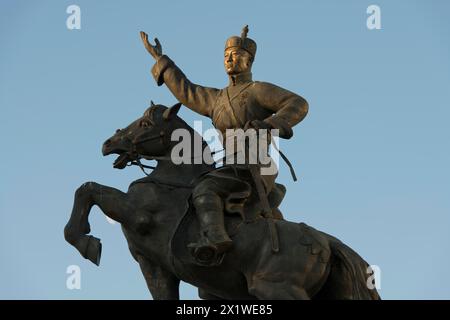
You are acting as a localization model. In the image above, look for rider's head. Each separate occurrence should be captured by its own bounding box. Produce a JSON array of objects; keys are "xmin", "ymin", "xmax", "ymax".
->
[{"xmin": 224, "ymin": 25, "xmax": 256, "ymax": 75}]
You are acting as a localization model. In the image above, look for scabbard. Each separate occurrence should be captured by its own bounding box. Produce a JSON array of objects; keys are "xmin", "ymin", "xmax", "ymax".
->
[{"xmin": 248, "ymin": 164, "xmax": 271, "ymax": 216}]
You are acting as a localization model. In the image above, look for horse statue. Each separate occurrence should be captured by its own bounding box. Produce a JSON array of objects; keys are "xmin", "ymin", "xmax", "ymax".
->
[{"xmin": 64, "ymin": 102, "xmax": 381, "ymax": 300}]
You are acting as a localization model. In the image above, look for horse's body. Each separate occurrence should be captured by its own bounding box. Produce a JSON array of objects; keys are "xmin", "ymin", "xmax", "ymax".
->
[{"xmin": 64, "ymin": 104, "xmax": 380, "ymax": 300}]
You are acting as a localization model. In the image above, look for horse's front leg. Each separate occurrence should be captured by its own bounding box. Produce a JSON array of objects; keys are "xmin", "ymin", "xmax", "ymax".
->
[
  {"xmin": 64, "ymin": 181, "xmax": 134, "ymax": 265},
  {"xmin": 136, "ymin": 255, "xmax": 180, "ymax": 300}
]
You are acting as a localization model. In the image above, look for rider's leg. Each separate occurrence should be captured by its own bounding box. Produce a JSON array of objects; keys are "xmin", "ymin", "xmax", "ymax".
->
[{"xmin": 191, "ymin": 179, "xmax": 232, "ymax": 254}]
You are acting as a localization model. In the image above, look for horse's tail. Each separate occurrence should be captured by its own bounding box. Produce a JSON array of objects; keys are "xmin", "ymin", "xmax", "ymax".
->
[{"xmin": 324, "ymin": 233, "xmax": 381, "ymax": 300}]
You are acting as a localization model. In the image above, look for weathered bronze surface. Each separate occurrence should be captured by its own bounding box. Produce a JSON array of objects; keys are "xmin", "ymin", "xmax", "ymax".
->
[{"xmin": 64, "ymin": 26, "xmax": 381, "ymax": 300}]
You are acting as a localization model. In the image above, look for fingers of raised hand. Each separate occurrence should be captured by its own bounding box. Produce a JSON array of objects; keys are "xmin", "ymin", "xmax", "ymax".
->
[
  {"xmin": 139, "ymin": 32, "xmax": 162, "ymax": 58},
  {"xmin": 140, "ymin": 31, "xmax": 148, "ymax": 43},
  {"xmin": 154, "ymin": 38, "xmax": 161, "ymax": 50}
]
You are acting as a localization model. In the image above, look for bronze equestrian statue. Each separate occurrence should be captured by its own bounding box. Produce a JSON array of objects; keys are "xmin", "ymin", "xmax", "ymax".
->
[
  {"xmin": 140, "ymin": 26, "xmax": 309, "ymax": 264},
  {"xmin": 63, "ymin": 26, "xmax": 381, "ymax": 299},
  {"xmin": 64, "ymin": 102, "xmax": 380, "ymax": 300}
]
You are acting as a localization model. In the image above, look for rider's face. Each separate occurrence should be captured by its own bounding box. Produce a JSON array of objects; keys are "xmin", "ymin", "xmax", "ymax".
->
[{"xmin": 224, "ymin": 48, "xmax": 252, "ymax": 75}]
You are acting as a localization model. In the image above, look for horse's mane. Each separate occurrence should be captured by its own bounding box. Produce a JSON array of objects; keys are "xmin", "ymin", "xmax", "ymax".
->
[{"xmin": 149, "ymin": 105, "xmax": 212, "ymax": 160}]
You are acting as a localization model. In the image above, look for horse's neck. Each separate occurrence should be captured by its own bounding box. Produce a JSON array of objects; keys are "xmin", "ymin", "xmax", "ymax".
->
[
  {"xmin": 150, "ymin": 159, "xmax": 210, "ymax": 185},
  {"xmin": 151, "ymin": 129, "xmax": 214, "ymax": 184}
]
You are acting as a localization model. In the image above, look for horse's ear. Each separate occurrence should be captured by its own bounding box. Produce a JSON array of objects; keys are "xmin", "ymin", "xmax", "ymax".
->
[
  {"xmin": 150, "ymin": 100, "xmax": 155, "ymax": 107},
  {"xmin": 163, "ymin": 102, "xmax": 182, "ymax": 121}
]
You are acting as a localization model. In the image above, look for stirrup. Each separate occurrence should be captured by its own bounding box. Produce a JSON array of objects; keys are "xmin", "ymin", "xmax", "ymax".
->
[{"xmin": 187, "ymin": 238, "xmax": 231, "ymax": 267}]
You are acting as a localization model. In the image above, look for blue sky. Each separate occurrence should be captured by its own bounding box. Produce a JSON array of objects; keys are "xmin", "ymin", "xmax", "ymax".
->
[{"xmin": 1, "ymin": 0, "xmax": 449, "ymax": 299}]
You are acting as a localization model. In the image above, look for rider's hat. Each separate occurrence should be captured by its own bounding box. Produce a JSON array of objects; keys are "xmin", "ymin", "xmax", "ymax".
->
[{"xmin": 224, "ymin": 25, "xmax": 257, "ymax": 59}]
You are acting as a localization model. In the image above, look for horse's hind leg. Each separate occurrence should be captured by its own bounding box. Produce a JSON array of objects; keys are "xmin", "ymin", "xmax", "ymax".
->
[
  {"xmin": 248, "ymin": 278, "xmax": 310, "ymax": 300},
  {"xmin": 198, "ymin": 288, "xmax": 225, "ymax": 300},
  {"xmin": 64, "ymin": 181, "xmax": 134, "ymax": 265}
]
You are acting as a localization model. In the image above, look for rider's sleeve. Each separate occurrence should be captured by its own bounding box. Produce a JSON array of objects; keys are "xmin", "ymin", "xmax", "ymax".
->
[
  {"xmin": 151, "ymin": 55, "xmax": 219, "ymax": 117},
  {"xmin": 254, "ymin": 82, "xmax": 309, "ymax": 139}
]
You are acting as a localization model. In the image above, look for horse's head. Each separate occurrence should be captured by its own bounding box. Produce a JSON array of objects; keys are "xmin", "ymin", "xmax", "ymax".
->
[{"xmin": 102, "ymin": 102, "xmax": 184, "ymax": 169}]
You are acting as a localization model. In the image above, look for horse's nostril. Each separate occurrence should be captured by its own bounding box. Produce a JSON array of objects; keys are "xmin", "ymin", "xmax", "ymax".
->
[{"xmin": 104, "ymin": 139, "xmax": 111, "ymax": 146}]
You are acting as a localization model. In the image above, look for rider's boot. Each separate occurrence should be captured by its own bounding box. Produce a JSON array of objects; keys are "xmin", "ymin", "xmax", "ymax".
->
[{"xmin": 189, "ymin": 193, "xmax": 232, "ymax": 265}]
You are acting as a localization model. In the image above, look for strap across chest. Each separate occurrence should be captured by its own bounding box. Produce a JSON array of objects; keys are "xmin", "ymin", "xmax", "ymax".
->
[{"xmin": 215, "ymin": 82, "xmax": 253, "ymax": 128}]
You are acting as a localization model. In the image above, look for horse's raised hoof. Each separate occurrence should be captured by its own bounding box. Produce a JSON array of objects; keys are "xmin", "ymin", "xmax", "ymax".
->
[{"xmin": 85, "ymin": 236, "xmax": 102, "ymax": 266}]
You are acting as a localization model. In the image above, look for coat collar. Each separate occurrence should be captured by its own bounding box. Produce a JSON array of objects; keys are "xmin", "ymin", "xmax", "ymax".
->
[{"xmin": 228, "ymin": 72, "xmax": 253, "ymax": 86}]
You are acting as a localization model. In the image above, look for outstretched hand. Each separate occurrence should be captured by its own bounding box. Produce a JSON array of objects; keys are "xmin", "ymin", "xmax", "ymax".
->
[{"xmin": 140, "ymin": 31, "xmax": 162, "ymax": 60}]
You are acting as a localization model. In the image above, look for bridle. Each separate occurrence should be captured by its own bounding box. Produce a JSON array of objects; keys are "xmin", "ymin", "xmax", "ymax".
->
[
  {"xmin": 122, "ymin": 126, "xmax": 298, "ymax": 182},
  {"xmin": 125, "ymin": 129, "xmax": 168, "ymax": 176}
]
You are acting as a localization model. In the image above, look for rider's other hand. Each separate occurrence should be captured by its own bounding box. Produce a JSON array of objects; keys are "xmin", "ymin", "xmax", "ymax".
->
[
  {"xmin": 244, "ymin": 120, "xmax": 273, "ymax": 131},
  {"xmin": 140, "ymin": 31, "xmax": 163, "ymax": 60}
]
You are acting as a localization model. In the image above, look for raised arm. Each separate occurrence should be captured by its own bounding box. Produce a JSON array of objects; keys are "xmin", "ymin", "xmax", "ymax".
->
[{"xmin": 140, "ymin": 31, "xmax": 219, "ymax": 117}]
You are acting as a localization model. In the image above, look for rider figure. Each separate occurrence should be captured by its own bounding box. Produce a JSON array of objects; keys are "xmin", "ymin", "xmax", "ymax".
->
[{"xmin": 140, "ymin": 26, "xmax": 309, "ymax": 265}]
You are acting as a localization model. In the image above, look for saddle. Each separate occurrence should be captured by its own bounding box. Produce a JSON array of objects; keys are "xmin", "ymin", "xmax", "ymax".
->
[{"xmin": 170, "ymin": 182, "xmax": 286, "ymax": 267}]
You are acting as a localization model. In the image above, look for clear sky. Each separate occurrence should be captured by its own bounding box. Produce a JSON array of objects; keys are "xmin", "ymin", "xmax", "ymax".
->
[{"xmin": 1, "ymin": 0, "xmax": 449, "ymax": 299}]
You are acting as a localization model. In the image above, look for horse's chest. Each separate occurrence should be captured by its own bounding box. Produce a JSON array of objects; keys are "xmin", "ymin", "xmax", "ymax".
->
[
  {"xmin": 128, "ymin": 182, "xmax": 186, "ymax": 210},
  {"xmin": 123, "ymin": 182, "xmax": 191, "ymax": 261}
]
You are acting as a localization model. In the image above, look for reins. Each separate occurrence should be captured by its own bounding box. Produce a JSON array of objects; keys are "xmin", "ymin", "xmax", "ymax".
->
[{"xmin": 127, "ymin": 127, "xmax": 298, "ymax": 182}]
